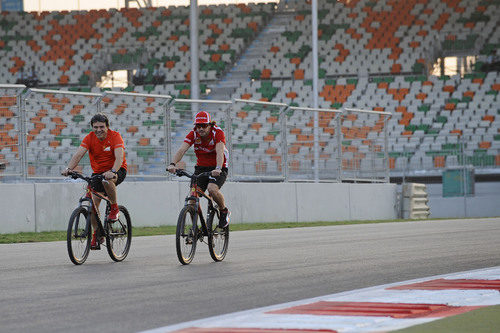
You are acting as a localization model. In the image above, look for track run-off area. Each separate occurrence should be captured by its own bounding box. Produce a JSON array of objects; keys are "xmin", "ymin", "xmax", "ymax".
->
[{"xmin": 1, "ymin": 218, "xmax": 499, "ymax": 333}]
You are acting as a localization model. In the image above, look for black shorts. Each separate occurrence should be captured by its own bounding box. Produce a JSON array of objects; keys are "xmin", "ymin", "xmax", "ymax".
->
[
  {"xmin": 91, "ymin": 167, "xmax": 127, "ymax": 193},
  {"xmin": 193, "ymin": 166, "xmax": 228, "ymax": 192}
]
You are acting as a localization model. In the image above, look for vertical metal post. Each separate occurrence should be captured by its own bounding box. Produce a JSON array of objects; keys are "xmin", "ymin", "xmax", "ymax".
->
[
  {"xmin": 95, "ymin": 95, "xmax": 103, "ymax": 113},
  {"xmin": 312, "ymin": 0, "xmax": 319, "ymax": 183},
  {"xmin": 461, "ymin": 135, "xmax": 467, "ymax": 217},
  {"xmin": 226, "ymin": 102, "xmax": 234, "ymax": 181},
  {"xmin": 384, "ymin": 115, "xmax": 389, "ymax": 182},
  {"xmin": 164, "ymin": 99, "xmax": 173, "ymax": 179},
  {"xmin": 190, "ymin": 0, "xmax": 199, "ymax": 112},
  {"xmin": 281, "ymin": 105, "xmax": 289, "ymax": 181},
  {"xmin": 19, "ymin": 92, "xmax": 27, "ymax": 181},
  {"xmin": 336, "ymin": 113, "xmax": 342, "ymax": 182},
  {"xmin": 370, "ymin": 113, "xmax": 375, "ymax": 182}
]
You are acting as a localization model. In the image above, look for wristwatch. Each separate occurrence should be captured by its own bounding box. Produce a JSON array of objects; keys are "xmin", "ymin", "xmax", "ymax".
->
[{"xmin": 215, "ymin": 166, "xmax": 222, "ymax": 170}]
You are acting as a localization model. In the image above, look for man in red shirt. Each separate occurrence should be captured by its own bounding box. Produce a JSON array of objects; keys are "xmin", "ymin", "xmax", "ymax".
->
[
  {"xmin": 62, "ymin": 113, "xmax": 127, "ymax": 249},
  {"xmin": 167, "ymin": 111, "xmax": 230, "ymax": 228}
]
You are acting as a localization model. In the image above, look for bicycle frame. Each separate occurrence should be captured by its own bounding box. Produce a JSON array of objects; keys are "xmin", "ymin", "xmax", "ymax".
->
[
  {"xmin": 174, "ymin": 169, "xmax": 228, "ymax": 264},
  {"xmin": 184, "ymin": 179, "xmax": 218, "ymax": 239},
  {"xmin": 66, "ymin": 170, "xmax": 133, "ymax": 264},
  {"xmin": 71, "ymin": 172, "xmax": 113, "ymax": 238}
]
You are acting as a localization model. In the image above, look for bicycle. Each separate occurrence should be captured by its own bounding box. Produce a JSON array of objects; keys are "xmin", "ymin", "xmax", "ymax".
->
[
  {"xmin": 66, "ymin": 171, "xmax": 132, "ymax": 265},
  {"xmin": 174, "ymin": 169, "xmax": 229, "ymax": 265}
]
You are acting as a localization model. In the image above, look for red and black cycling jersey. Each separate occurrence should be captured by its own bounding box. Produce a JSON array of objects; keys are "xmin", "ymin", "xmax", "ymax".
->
[{"xmin": 184, "ymin": 126, "xmax": 228, "ymax": 167}]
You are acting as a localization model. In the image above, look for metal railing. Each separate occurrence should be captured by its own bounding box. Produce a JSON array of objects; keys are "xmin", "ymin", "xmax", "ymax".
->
[
  {"xmin": 341, "ymin": 108, "xmax": 392, "ymax": 183},
  {"xmin": 0, "ymin": 85, "xmax": 27, "ymax": 178},
  {"xmin": 389, "ymin": 133, "xmax": 499, "ymax": 180},
  {"xmin": 0, "ymin": 85, "xmax": 391, "ymax": 183}
]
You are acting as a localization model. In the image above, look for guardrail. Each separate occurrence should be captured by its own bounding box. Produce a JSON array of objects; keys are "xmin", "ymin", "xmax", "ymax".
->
[{"xmin": 0, "ymin": 85, "xmax": 390, "ymax": 183}]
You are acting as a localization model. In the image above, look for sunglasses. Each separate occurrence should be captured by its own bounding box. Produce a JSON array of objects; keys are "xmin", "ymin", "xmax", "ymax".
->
[{"xmin": 195, "ymin": 123, "xmax": 210, "ymax": 129}]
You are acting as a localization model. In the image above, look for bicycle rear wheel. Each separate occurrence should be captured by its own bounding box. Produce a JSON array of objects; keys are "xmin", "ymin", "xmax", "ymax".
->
[
  {"xmin": 207, "ymin": 209, "xmax": 229, "ymax": 262},
  {"xmin": 67, "ymin": 206, "xmax": 91, "ymax": 265},
  {"xmin": 106, "ymin": 206, "xmax": 132, "ymax": 262},
  {"xmin": 176, "ymin": 205, "xmax": 197, "ymax": 265}
]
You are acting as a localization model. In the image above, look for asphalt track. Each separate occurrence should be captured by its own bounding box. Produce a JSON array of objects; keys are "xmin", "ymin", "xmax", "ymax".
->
[{"xmin": 1, "ymin": 218, "xmax": 499, "ymax": 333}]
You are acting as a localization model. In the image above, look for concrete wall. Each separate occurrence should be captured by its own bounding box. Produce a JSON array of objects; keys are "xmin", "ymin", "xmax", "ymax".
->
[
  {"xmin": 426, "ymin": 182, "xmax": 500, "ymax": 218},
  {"xmin": 0, "ymin": 181, "xmax": 398, "ymax": 233},
  {"xmin": 0, "ymin": 184, "xmax": 36, "ymax": 234}
]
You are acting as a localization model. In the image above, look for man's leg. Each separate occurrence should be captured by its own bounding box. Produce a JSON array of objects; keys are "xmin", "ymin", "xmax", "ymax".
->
[
  {"xmin": 102, "ymin": 178, "xmax": 117, "ymax": 204},
  {"xmin": 102, "ymin": 178, "xmax": 120, "ymax": 221},
  {"xmin": 90, "ymin": 194, "xmax": 104, "ymax": 249},
  {"xmin": 207, "ymin": 183, "xmax": 230, "ymax": 228},
  {"xmin": 90, "ymin": 194, "xmax": 101, "ymax": 230},
  {"xmin": 207, "ymin": 183, "xmax": 225, "ymax": 210}
]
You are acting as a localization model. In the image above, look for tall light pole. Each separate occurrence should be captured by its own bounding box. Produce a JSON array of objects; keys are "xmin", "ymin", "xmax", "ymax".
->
[
  {"xmin": 312, "ymin": 0, "xmax": 319, "ymax": 182},
  {"xmin": 190, "ymin": 0, "xmax": 200, "ymax": 112}
]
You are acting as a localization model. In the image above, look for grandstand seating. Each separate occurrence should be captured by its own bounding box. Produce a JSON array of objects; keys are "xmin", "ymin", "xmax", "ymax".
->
[
  {"xmin": 251, "ymin": 0, "xmax": 499, "ymax": 79},
  {"xmin": 234, "ymin": 70, "xmax": 499, "ymax": 174},
  {"xmin": 0, "ymin": 3, "xmax": 274, "ymax": 86},
  {"xmin": 0, "ymin": 0, "xmax": 499, "ymax": 179}
]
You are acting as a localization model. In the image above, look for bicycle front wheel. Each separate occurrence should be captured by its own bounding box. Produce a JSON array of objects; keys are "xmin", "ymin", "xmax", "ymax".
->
[
  {"xmin": 67, "ymin": 206, "xmax": 91, "ymax": 265},
  {"xmin": 207, "ymin": 209, "xmax": 229, "ymax": 262},
  {"xmin": 105, "ymin": 206, "xmax": 132, "ymax": 262},
  {"xmin": 176, "ymin": 205, "xmax": 197, "ymax": 265}
]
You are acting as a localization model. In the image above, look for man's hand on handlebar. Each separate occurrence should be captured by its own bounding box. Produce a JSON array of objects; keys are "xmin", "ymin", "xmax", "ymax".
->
[
  {"xmin": 61, "ymin": 168, "xmax": 72, "ymax": 177},
  {"xmin": 103, "ymin": 170, "xmax": 117, "ymax": 180},
  {"xmin": 167, "ymin": 164, "xmax": 177, "ymax": 174}
]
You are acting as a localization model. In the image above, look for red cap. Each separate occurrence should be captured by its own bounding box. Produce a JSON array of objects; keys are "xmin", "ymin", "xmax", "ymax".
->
[{"xmin": 194, "ymin": 111, "xmax": 211, "ymax": 124}]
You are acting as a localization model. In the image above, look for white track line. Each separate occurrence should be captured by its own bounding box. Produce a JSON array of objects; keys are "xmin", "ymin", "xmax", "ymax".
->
[{"xmin": 141, "ymin": 266, "xmax": 500, "ymax": 333}]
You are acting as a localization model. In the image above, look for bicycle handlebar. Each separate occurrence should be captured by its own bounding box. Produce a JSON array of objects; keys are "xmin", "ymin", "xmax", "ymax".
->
[
  {"xmin": 175, "ymin": 169, "xmax": 212, "ymax": 180},
  {"xmin": 67, "ymin": 171, "xmax": 107, "ymax": 184}
]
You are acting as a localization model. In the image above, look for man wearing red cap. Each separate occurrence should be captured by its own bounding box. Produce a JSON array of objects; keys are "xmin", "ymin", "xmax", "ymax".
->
[{"xmin": 167, "ymin": 111, "xmax": 230, "ymax": 228}]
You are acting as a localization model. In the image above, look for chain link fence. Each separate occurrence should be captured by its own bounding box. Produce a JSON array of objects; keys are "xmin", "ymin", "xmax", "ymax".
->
[
  {"xmin": 23, "ymin": 88, "xmax": 102, "ymax": 179},
  {"xmin": 231, "ymin": 99, "xmax": 288, "ymax": 181},
  {"xmin": 0, "ymin": 85, "xmax": 24, "ymax": 177},
  {"xmin": 389, "ymin": 133, "xmax": 499, "ymax": 179},
  {"xmin": 0, "ymin": 86, "xmax": 396, "ymax": 182},
  {"xmin": 98, "ymin": 91, "xmax": 173, "ymax": 177},
  {"xmin": 167, "ymin": 99, "xmax": 232, "ymax": 176},
  {"xmin": 340, "ymin": 108, "xmax": 391, "ymax": 182}
]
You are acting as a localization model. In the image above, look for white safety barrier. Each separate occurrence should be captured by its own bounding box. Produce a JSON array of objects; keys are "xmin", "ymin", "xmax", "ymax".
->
[
  {"xmin": 0, "ymin": 181, "xmax": 398, "ymax": 234},
  {"xmin": 402, "ymin": 183, "xmax": 430, "ymax": 219}
]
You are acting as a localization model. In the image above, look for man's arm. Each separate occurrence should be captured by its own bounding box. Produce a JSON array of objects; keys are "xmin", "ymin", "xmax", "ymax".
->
[
  {"xmin": 103, "ymin": 147, "xmax": 124, "ymax": 180},
  {"xmin": 112, "ymin": 147, "xmax": 124, "ymax": 171},
  {"xmin": 62, "ymin": 146, "xmax": 87, "ymax": 175},
  {"xmin": 211, "ymin": 142, "xmax": 225, "ymax": 176},
  {"xmin": 167, "ymin": 142, "xmax": 190, "ymax": 173}
]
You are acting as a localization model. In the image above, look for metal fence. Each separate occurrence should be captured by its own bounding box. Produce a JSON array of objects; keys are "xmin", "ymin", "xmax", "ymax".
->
[
  {"xmin": 284, "ymin": 105, "xmax": 342, "ymax": 182},
  {"xmin": 340, "ymin": 108, "xmax": 391, "ymax": 183},
  {"xmin": 0, "ymin": 85, "xmax": 26, "ymax": 177},
  {"xmin": 22, "ymin": 88, "xmax": 102, "ymax": 179},
  {"xmin": 389, "ymin": 133, "xmax": 499, "ymax": 179},
  {"xmin": 231, "ymin": 99, "xmax": 289, "ymax": 181},
  {"xmin": 98, "ymin": 91, "xmax": 173, "ymax": 177},
  {"xmin": 167, "ymin": 98, "xmax": 232, "ymax": 176},
  {"xmin": 0, "ymin": 85, "xmax": 392, "ymax": 183}
]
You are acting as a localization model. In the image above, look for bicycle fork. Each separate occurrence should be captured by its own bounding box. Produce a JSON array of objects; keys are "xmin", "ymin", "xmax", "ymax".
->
[
  {"xmin": 185, "ymin": 196, "xmax": 209, "ymax": 241},
  {"xmin": 78, "ymin": 197, "xmax": 105, "ymax": 240}
]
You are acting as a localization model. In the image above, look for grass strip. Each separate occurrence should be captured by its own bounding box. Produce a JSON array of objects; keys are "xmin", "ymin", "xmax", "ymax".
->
[
  {"xmin": 0, "ymin": 219, "xmax": 418, "ymax": 244},
  {"xmin": 394, "ymin": 305, "xmax": 500, "ymax": 333}
]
